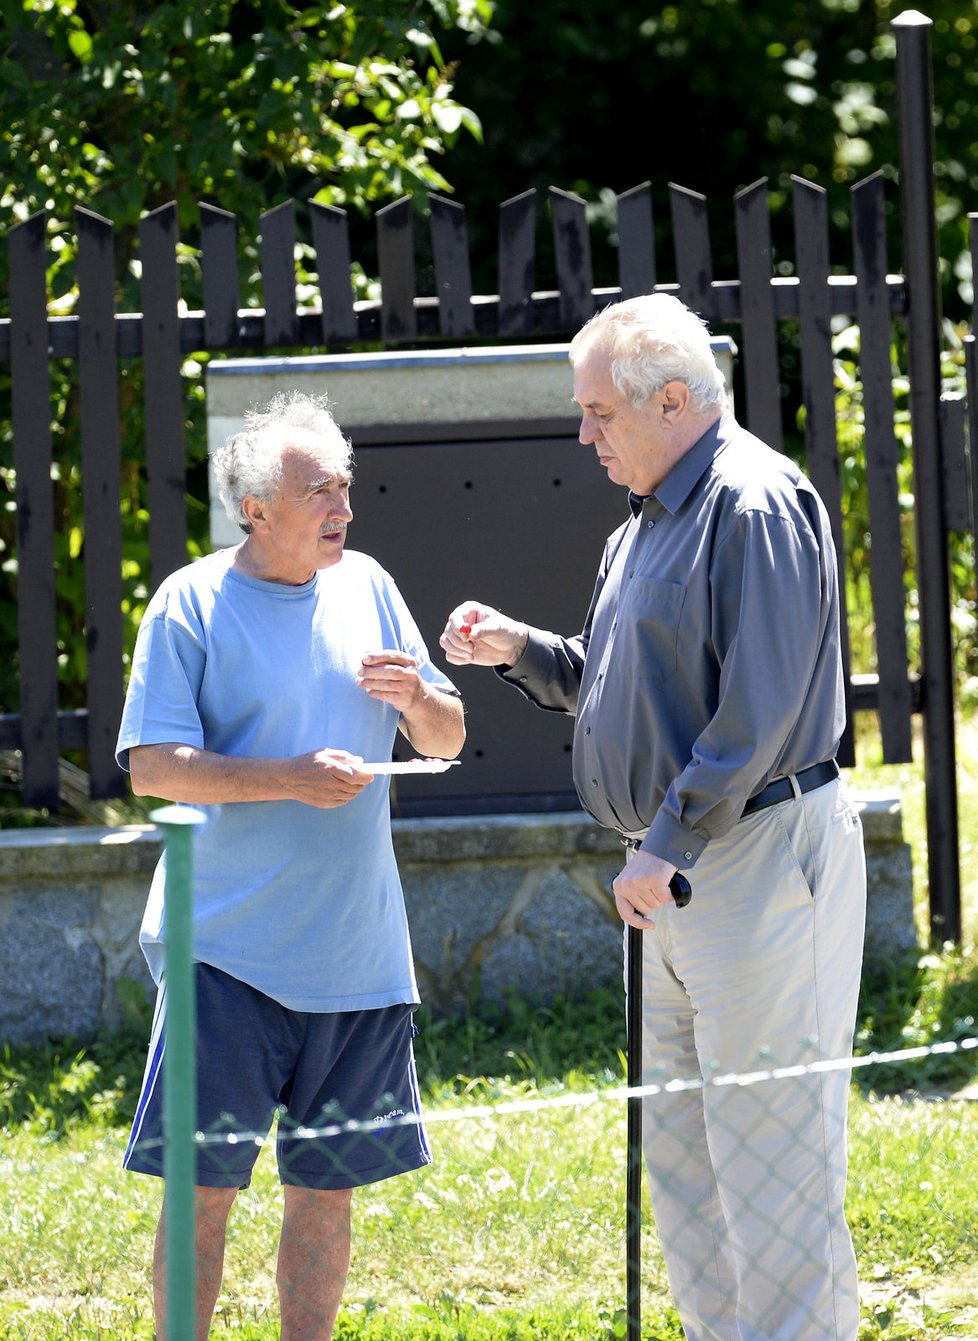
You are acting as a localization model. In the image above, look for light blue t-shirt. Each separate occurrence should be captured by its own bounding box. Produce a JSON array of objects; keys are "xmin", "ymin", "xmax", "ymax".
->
[{"xmin": 116, "ymin": 546, "xmax": 458, "ymax": 1012}]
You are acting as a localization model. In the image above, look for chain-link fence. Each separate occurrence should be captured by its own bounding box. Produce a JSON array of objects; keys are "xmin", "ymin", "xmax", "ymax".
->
[
  {"xmin": 3, "ymin": 1036, "xmax": 978, "ymax": 1338},
  {"xmin": 3, "ymin": 811, "xmax": 978, "ymax": 1338}
]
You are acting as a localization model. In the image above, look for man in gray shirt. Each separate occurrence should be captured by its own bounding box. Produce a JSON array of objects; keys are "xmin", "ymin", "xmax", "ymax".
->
[{"xmin": 440, "ymin": 293, "xmax": 867, "ymax": 1341}]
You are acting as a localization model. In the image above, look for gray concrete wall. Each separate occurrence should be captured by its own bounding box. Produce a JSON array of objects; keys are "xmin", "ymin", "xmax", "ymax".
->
[{"xmin": 0, "ymin": 796, "xmax": 916, "ymax": 1045}]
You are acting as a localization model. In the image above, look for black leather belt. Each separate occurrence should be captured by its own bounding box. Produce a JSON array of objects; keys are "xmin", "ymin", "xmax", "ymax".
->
[{"xmin": 741, "ymin": 759, "xmax": 839, "ymax": 817}]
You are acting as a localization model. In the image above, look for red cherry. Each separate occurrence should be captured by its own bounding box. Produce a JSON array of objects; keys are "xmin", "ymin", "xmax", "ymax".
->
[{"xmin": 460, "ymin": 623, "xmax": 472, "ymax": 637}]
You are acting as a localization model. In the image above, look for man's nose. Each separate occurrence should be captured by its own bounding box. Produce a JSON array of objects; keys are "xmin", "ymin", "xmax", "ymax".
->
[{"xmin": 579, "ymin": 412, "xmax": 599, "ymax": 444}]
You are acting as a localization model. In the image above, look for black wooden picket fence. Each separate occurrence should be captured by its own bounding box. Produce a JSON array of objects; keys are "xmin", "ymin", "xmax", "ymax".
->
[{"xmin": 0, "ymin": 14, "xmax": 972, "ymax": 940}]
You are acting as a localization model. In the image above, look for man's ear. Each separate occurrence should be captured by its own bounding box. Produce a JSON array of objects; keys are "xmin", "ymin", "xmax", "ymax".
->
[
  {"xmin": 241, "ymin": 494, "xmax": 267, "ymax": 530},
  {"xmin": 660, "ymin": 381, "xmax": 690, "ymax": 423}
]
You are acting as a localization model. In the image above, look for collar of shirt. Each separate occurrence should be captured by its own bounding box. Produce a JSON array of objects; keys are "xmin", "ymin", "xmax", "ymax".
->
[{"xmin": 627, "ymin": 412, "xmax": 732, "ymax": 519}]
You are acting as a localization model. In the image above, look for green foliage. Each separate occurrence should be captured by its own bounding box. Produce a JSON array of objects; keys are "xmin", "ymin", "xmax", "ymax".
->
[
  {"xmin": 0, "ymin": 978, "xmax": 151, "ymax": 1135},
  {"xmin": 0, "ymin": 0, "xmax": 492, "ymax": 252},
  {"xmin": 0, "ymin": 1028, "xmax": 147, "ymax": 1136},
  {"xmin": 415, "ymin": 987, "xmax": 625, "ymax": 1099},
  {"xmin": 0, "ymin": 985, "xmax": 624, "ymax": 1136},
  {"xmin": 0, "ymin": 0, "xmax": 493, "ymax": 798},
  {"xmin": 848, "ymin": 1093, "xmax": 978, "ymax": 1326},
  {"xmin": 5, "ymin": 948, "xmax": 977, "ymax": 1138},
  {"xmin": 830, "ymin": 318, "xmax": 978, "ymax": 700},
  {"xmin": 0, "ymin": 363, "xmax": 209, "ymax": 748},
  {"xmin": 855, "ymin": 946, "xmax": 978, "ymax": 1095},
  {"xmin": 440, "ymin": 0, "xmax": 978, "ymax": 315}
]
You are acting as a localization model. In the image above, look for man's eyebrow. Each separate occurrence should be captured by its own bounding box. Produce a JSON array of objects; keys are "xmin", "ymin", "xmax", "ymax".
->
[{"xmin": 306, "ymin": 471, "xmax": 351, "ymax": 490}]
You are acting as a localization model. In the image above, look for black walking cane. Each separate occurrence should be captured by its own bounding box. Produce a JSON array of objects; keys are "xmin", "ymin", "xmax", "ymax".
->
[{"xmin": 626, "ymin": 872, "xmax": 692, "ymax": 1341}]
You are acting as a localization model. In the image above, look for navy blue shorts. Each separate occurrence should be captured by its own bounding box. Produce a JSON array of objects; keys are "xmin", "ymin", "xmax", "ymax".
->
[{"xmin": 124, "ymin": 963, "xmax": 431, "ymax": 1190}]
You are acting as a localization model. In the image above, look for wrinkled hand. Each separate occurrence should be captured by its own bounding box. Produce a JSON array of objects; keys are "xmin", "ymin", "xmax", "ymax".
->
[
  {"xmin": 287, "ymin": 749, "xmax": 374, "ymax": 809},
  {"xmin": 356, "ymin": 651, "xmax": 425, "ymax": 713},
  {"xmin": 440, "ymin": 602, "xmax": 528, "ymax": 667},
  {"xmin": 612, "ymin": 849, "xmax": 679, "ymax": 930}
]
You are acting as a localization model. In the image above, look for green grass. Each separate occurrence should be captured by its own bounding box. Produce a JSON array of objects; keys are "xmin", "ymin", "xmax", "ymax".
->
[
  {"xmin": 2, "ymin": 1065, "xmax": 977, "ymax": 1339},
  {"xmin": 3, "ymin": 719, "xmax": 978, "ymax": 1339},
  {"xmin": 848, "ymin": 714, "xmax": 978, "ymax": 953},
  {"xmin": 3, "ymin": 977, "xmax": 978, "ymax": 1340}
]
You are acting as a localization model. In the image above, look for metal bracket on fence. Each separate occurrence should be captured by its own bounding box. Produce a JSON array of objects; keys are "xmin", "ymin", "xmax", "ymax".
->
[{"xmin": 151, "ymin": 803, "xmax": 206, "ymax": 1341}]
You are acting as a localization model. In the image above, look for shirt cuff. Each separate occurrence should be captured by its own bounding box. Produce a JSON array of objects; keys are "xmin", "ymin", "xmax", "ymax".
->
[
  {"xmin": 642, "ymin": 811, "xmax": 709, "ymax": 870},
  {"xmin": 496, "ymin": 630, "xmax": 556, "ymax": 693}
]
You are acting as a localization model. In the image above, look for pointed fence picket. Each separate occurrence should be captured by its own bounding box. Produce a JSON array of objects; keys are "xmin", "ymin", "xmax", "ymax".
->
[{"xmin": 0, "ymin": 19, "xmax": 969, "ymax": 937}]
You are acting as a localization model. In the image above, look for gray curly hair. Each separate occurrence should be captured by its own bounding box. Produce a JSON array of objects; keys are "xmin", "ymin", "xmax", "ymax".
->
[
  {"xmin": 213, "ymin": 390, "xmax": 354, "ymax": 534},
  {"xmin": 569, "ymin": 293, "xmax": 727, "ymax": 415}
]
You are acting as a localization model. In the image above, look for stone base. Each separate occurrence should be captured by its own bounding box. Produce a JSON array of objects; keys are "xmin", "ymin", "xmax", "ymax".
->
[{"xmin": 0, "ymin": 795, "xmax": 917, "ymax": 1044}]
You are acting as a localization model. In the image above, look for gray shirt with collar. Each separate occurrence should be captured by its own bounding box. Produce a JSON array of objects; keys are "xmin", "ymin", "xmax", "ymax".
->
[{"xmin": 501, "ymin": 413, "xmax": 845, "ymax": 871}]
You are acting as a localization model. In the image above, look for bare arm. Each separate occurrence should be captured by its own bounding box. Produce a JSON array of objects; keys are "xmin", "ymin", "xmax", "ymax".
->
[
  {"xmin": 356, "ymin": 651, "xmax": 466, "ymax": 759},
  {"xmin": 128, "ymin": 742, "xmax": 375, "ymax": 809}
]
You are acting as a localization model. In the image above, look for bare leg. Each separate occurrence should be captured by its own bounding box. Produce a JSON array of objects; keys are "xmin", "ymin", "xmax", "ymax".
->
[
  {"xmin": 278, "ymin": 1184, "xmax": 354, "ymax": 1341},
  {"xmin": 154, "ymin": 1185, "xmax": 238, "ymax": 1341}
]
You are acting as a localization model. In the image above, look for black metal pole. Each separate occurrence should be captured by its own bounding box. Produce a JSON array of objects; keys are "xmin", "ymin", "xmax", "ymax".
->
[
  {"xmin": 965, "ymin": 334, "xmax": 978, "ymax": 546},
  {"xmin": 624, "ymin": 874, "xmax": 690, "ymax": 1340},
  {"xmin": 893, "ymin": 9, "xmax": 962, "ymax": 942},
  {"xmin": 626, "ymin": 923, "xmax": 644, "ymax": 1341}
]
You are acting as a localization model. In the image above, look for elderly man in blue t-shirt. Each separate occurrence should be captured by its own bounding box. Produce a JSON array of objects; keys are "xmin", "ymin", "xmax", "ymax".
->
[{"xmin": 117, "ymin": 389, "xmax": 464, "ymax": 1340}]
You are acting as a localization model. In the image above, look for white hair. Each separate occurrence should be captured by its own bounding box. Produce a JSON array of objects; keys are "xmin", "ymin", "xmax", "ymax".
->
[
  {"xmin": 213, "ymin": 390, "xmax": 354, "ymax": 534},
  {"xmin": 569, "ymin": 293, "xmax": 727, "ymax": 414}
]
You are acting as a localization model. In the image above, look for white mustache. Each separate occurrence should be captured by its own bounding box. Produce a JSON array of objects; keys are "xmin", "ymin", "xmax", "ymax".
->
[{"xmin": 320, "ymin": 523, "xmax": 348, "ymax": 535}]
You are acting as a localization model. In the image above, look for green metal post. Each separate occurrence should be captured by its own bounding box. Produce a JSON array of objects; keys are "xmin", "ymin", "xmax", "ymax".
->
[{"xmin": 151, "ymin": 804, "xmax": 206, "ymax": 1341}]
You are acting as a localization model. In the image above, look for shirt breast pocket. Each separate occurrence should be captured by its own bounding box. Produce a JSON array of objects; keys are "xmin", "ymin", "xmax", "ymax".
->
[{"xmin": 627, "ymin": 577, "xmax": 686, "ymax": 684}]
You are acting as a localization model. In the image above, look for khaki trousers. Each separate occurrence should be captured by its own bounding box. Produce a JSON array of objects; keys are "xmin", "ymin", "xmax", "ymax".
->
[{"xmin": 631, "ymin": 778, "xmax": 867, "ymax": 1341}]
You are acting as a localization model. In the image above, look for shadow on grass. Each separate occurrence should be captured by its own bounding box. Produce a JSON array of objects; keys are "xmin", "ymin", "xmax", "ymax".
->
[
  {"xmin": 854, "ymin": 946, "xmax": 978, "ymax": 1095},
  {"xmin": 5, "ymin": 952, "xmax": 978, "ymax": 1136},
  {"xmin": 414, "ymin": 986, "xmax": 626, "ymax": 1094}
]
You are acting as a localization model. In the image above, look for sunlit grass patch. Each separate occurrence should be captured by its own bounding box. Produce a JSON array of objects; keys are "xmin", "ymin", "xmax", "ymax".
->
[{"xmin": 3, "ymin": 1078, "xmax": 978, "ymax": 1339}]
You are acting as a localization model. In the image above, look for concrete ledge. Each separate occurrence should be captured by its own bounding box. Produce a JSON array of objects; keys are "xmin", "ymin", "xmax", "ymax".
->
[
  {"xmin": 0, "ymin": 795, "xmax": 918, "ymax": 1044},
  {"xmin": 854, "ymin": 791, "xmax": 918, "ymax": 959},
  {"xmin": 0, "ymin": 824, "xmax": 161, "ymax": 876},
  {"xmin": 391, "ymin": 811, "xmax": 628, "ymax": 862}
]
